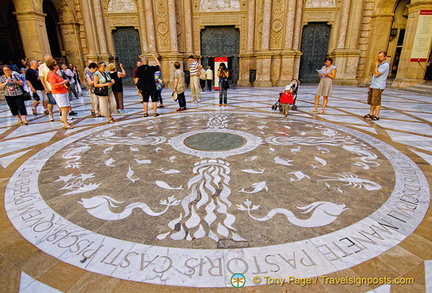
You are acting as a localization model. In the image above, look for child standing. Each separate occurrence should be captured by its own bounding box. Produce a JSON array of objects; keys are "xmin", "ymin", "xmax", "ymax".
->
[{"xmin": 280, "ymin": 85, "xmax": 294, "ymax": 117}]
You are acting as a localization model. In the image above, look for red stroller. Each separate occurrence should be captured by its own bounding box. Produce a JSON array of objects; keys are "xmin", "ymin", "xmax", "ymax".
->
[{"xmin": 271, "ymin": 79, "xmax": 300, "ymax": 111}]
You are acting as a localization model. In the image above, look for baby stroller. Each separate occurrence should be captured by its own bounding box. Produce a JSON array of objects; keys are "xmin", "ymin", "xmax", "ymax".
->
[{"xmin": 271, "ymin": 79, "xmax": 300, "ymax": 111}]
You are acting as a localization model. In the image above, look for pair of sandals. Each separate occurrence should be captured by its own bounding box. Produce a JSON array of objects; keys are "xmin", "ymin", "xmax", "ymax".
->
[
  {"xmin": 363, "ymin": 114, "xmax": 380, "ymax": 121},
  {"xmin": 144, "ymin": 113, "xmax": 160, "ymax": 117}
]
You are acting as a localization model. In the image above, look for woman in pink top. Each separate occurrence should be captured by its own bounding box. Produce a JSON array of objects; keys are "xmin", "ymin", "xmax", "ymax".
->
[{"xmin": 46, "ymin": 58, "xmax": 73, "ymax": 129}]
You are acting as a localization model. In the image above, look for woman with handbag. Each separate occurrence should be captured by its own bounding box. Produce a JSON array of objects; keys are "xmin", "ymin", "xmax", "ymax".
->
[
  {"xmin": 93, "ymin": 61, "xmax": 116, "ymax": 123},
  {"xmin": 217, "ymin": 63, "xmax": 229, "ymax": 106},
  {"xmin": 0, "ymin": 65, "xmax": 29, "ymax": 125},
  {"xmin": 45, "ymin": 59, "xmax": 73, "ymax": 129}
]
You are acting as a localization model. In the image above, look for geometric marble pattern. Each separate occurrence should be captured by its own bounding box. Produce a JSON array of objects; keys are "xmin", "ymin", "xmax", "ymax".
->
[{"xmin": 1, "ymin": 85, "xmax": 431, "ymax": 292}]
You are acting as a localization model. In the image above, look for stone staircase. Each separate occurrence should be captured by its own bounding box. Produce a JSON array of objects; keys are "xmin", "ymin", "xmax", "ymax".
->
[{"xmin": 397, "ymin": 81, "xmax": 432, "ymax": 95}]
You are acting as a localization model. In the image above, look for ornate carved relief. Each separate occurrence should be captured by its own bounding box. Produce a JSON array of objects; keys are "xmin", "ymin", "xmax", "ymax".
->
[
  {"xmin": 175, "ymin": 1, "xmax": 183, "ymax": 51},
  {"xmin": 255, "ymin": 0, "xmax": 263, "ymax": 50},
  {"xmin": 199, "ymin": 0, "xmax": 241, "ymax": 11},
  {"xmin": 155, "ymin": 0, "xmax": 170, "ymax": 50},
  {"xmin": 270, "ymin": 0, "xmax": 285, "ymax": 49},
  {"xmin": 108, "ymin": 0, "xmax": 137, "ymax": 13},
  {"xmin": 305, "ymin": 0, "xmax": 336, "ymax": 8}
]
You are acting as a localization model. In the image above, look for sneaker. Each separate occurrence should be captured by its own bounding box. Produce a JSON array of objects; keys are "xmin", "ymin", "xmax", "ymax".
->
[
  {"xmin": 120, "ymin": 109, "xmax": 126, "ymax": 114},
  {"xmin": 49, "ymin": 114, "xmax": 54, "ymax": 121},
  {"xmin": 44, "ymin": 110, "xmax": 49, "ymax": 115},
  {"xmin": 176, "ymin": 108, "xmax": 185, "ymax": 111},
  {"xmin": 32, "ymin": 108, "xmax": 37, "ymax": 115},
  {"xmin": 372, "ymin": 116, "xmax": 380, "ymax": 121},
  {"xmin": 69, "ymin": 111, "xmax": 77, "ymax": 116},
  {"xmin": 157, "ymin": 105, "xmax": 164, "ymax": 108}
]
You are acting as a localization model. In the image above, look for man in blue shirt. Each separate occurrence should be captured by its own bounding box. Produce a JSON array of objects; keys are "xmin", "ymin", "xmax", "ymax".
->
[{"xmin": 364, "ymin": 51, "xmax": 389, "ymax": 121}]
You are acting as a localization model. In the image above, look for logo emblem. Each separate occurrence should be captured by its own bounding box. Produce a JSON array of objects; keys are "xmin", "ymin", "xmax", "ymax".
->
[{"xmin": 230, "ymin": 273, "xmax": 246, "ymax": 288}]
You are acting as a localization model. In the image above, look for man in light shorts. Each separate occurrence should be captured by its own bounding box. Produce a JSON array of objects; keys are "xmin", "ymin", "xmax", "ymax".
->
[
  {"xmin": 188, "ymin": 55, "xmax": 202, "ymax": 102},
  {"xmin": 26, "ymin": 60, "xmax": 48, "ymax": 115},
  {"xmin": 364, "ymin": 51, "xmax": 389, "ymax": 121}
]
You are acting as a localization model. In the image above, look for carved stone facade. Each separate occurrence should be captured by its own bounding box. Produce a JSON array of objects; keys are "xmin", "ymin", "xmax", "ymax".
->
[{"xmin": 3, "ymin": 0, "xmax": 432, "ymax": 87}]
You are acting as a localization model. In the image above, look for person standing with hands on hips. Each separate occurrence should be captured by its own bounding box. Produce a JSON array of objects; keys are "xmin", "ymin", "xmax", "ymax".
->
[{"xmin": 364, "ymin": 51, "xmax": 389, "ymax": 121}]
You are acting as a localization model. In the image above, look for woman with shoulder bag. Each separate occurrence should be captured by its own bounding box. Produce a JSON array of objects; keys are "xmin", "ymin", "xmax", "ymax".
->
[
  {"xmin": 0, "ymin": 65, "xmax": 29, "ymax": 125},
  {"xmin": 45, "ymin": 59, "xmax": 73, "ymax": 129},
  {"xmin": 93, "ymin": 61, "xmax": 116, "ymax": 123},
  {"xmin": 218, "ymin": 63, "xmax": 229, "ymax": 106}
]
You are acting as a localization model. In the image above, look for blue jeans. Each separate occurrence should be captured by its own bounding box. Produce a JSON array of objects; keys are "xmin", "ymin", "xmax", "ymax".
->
[{"xmin": 219, "ymin": 81, "xmax": 227, "ymax": 104}]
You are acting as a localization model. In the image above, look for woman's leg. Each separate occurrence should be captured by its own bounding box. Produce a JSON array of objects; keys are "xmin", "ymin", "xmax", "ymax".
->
[
  {"xmin": 107, "ymin": 92, "xmax": 117, "ymax": 121},
  {"xmin": 98, "ymin": 95, "xmax": 110, "ymax": 118},
  {"xmin": 311, "ymin": 95, "xmax": 320, "ymax": 112},
  {"xmin": 319, "ymin": 96, "xmax": 328, "ymax": 113},
  {"xmin": 223, "ymin": 89, "xmax": 228, "ymax": 105},
  {"xmin": 219, "ymin": 82, "xmax": 223, "ymax": 105}
]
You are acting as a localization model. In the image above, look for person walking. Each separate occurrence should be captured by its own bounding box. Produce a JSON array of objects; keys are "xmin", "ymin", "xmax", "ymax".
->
[
  {"xmin": 0, "ymin": 65, "xmax": 29, "ymax": 125},
  {"xmin": 26, "ymin": 60, "xmax": 48, "ymax": 116},
  {"xmin": 199, "ymin": 68, "xmax": 207, "ymax": 91},
  {"xmin": 173, "ymin": 61, "xmax": 187, "ymax": 111},
  {"xmin": 363, "ymin": 51, "xmax": 389, "ymax": 121},
  {"xmin": 310, "ymin": 57, "xmax": 337, "ymax": 114},
  {"xmin": 38, "ymin": 55, "xmax": 57, "ymax": 121},
  {"xmin": 93, "ymin": 61, "xmax": 116, "ymax": 123},
  {"xmin": 61, "ymin": 64, "xmax": 79, "ymax": 100},
  {"xmin": 206, "ymin": 66, "xmax": 213, "ymax": 91},
  {"xmin": 108, "ymin": 63, "xmax": 126, "ymax": 113},
  {"xmin": 134, "ymin": 54, "xmax": 161, "ymax": 117},
  {"xmin": 45, "ymin": 59, "xmax": 73, "ymax": 129},
  {"xmin": 188, "ymin": 55, "xmax": 202, "ymax": 102},
  {"xmin": 218, "ymin": 62, "xmax": 229, "ymax": 106},
  {"xmin": 85, "ymin": 62, "xmax": 101, "ymax": 117}
]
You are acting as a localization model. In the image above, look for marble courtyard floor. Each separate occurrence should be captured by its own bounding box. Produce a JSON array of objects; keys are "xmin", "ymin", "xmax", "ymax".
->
[{"xmin": 0, "ymin": 84, "xmax": 431, "ymax": 293}]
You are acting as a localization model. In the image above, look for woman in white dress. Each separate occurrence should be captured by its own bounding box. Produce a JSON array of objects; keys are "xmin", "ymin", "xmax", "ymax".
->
[{"xmin": 311, "ymin": 57, "xmax": 336, "ymax": 114}]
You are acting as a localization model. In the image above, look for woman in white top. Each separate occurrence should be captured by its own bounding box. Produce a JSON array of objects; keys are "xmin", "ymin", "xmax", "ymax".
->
[{"xmin": 311, "ymin": 57, "xmax": 337, "ymax": 114}]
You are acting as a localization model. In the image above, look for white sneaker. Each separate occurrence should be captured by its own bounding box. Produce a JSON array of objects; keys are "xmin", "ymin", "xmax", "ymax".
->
[{"xmin": 49, "ymin": 114, "xmax": 54, "ymax": 121}]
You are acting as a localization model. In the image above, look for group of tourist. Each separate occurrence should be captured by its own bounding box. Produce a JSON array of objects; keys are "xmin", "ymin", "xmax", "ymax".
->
[{"xmin": 1, "ymin": 50, "xmax": 389, "ymax": 127}]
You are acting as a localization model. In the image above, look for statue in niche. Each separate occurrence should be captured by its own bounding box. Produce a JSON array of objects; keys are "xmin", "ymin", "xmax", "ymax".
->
[
  {"xmin": 108, "ymin": 0, "xmax": 137, "ymax": 13},
  {"xmin": 200, "ymin": 0, "xmax": 240, "ymax": 11},
  {"xmin": 305, "ymin": 0, "xmax": 336, "ymax": 8}
]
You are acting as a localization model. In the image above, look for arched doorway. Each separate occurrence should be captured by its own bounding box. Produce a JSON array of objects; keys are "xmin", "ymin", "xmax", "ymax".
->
[
  {"xmin": 299, "ymin": 23, "xmax": 331, "ymax": 83},
  {"xmin": 0, "ymin": 0, "xmax": 24, "ymax": 66},
  {"xmin": 112, "ymin": 27, "xmax": 141, "ymax": 85},
  {"xmin": 387, "ymin": 0, "xmax": 410, "ymax": 77},
  {"xmin": 201, "ymin": 26, "xmax": 240, "ymax": 85},
  {"xmin": 43, "ymin": 0, "xmax": 64, "ymax": 61}
]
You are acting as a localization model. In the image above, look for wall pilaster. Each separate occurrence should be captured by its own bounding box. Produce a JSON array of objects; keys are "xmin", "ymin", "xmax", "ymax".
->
[
  {"xmin": 13, "ymin": 11, "xmax": 50, "ymax": 60},
  {"xmin": 393, "ymin": 1, "xmax": 432, "ymax": 87}
]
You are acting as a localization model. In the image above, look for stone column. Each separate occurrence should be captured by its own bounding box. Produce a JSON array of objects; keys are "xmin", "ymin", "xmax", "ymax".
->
[
  {"xmin": 393, "ymin": 1, "xmax": 432, "ymax": 87},
  {"xmin": 332, "ymin": 0, "xmax": 362, "ymax": 86},
  {"xmin": 359, "ymin": 14, "xmax": 394, "ymax": 84},
  {"xmin": 92, "ymin": 0, "xmax": 110, "ymax": 59},
  {"xmin": 14, "ymin": 11, "xmax": 50, "ymax": 60},
  {"xmin": 80, "ymin": 0, "xmax": 99, "ymax": 60},
  {"xmin": 184, "ymin": 0, "xmax": 194, "ymax": 54},
  {"xmin": 168, "ymin": 0, "xmax": 179, "ymax": 53},
  {"xmin": 255, "ymin": 0, "xmax": 273, "ymax": 87},
  {"xmin": 246, "ymin": 0, "xmax": 256, "ymax": 53},
  {"xmin": 143, "ymin": 0, "xmax": 157, "ymax": 52},
  {"xmin": 136, "ymin": 0, "xmax": 149, "ymax": 54},
  {"xmin": 277, "ymin": 0, "xmax": 299, "ymax": 86},
  {"xmin": 59, "ymin": 21, "xmax": 85, "ymax": 71}
]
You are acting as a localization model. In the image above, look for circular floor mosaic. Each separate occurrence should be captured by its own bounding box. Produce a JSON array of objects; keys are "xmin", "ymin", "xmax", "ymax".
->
[{"xmin": 5, "ymin": 112, "xmax": 429, "ymax": 287}]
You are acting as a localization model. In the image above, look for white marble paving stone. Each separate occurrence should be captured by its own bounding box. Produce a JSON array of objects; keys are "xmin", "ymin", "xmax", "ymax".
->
[
  {"xmin": 0, "ymin": 132, "xmax": 56, "ymax": 156},
  {"xmin": 0, "ymin": 150, "xmax": 31, "ymax": 168},
  {"xmin": 386, "ymin": 130, "xmax": 432, "ymax": 152},
  {"xmin": 410, "ymin": 149, "xmax": 432, "ymax": 166},
  {"xmin": 376, "ymin": 120, "xmax": 432, "ymax": 137},
  {"xmin": 19, "ymin": 272, "xmax": 63, "ymax": 293},
  {"xmin": 426, "ymin": 260, "xmax": 432, "ymax": 293}
]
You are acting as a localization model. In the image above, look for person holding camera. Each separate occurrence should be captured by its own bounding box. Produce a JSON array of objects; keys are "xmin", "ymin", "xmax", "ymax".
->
[{"xmin": 218, "ymin": 63, "xmax": 229, "ymax": 106}]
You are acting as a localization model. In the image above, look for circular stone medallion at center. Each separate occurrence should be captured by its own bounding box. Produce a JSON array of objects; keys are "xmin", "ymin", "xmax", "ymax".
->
[{"xmin": 185, "ymin": 132, "xmax": 245, "ymax": 151}]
